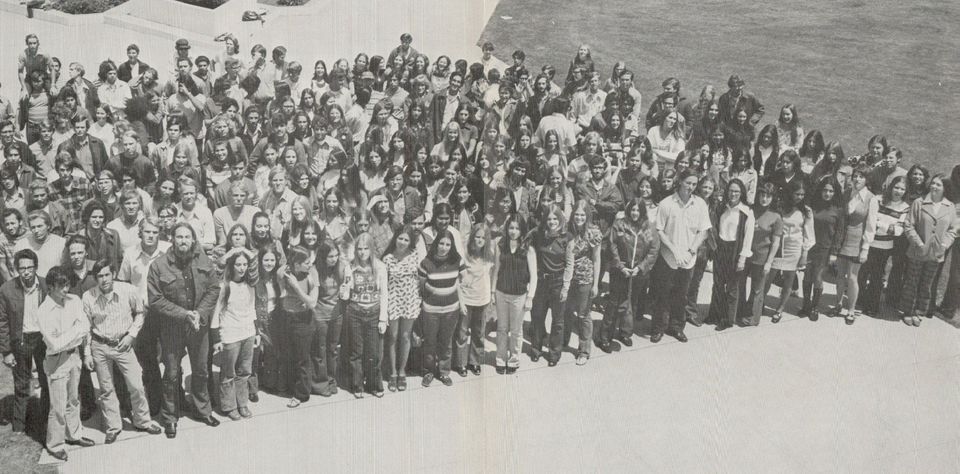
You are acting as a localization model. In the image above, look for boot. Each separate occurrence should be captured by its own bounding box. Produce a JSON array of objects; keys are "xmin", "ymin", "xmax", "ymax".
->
[
  {"xmin": 799, "ymin": 280, "xmax": 813, "ymax": 317},
  {"xmin": 809, "ymin": 288, "xmax": 823, "ymax": 321}
]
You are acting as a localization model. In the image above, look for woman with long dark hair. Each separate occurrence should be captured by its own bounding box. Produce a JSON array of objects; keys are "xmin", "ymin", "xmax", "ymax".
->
[
  {"xmin": 382, "ymin": 225, "xmax": 423, "ymax": 391},
  {"xmin": 798, "ymin": 130, "xmax": 825, "ymax": 174},
  {"xmin": 418, "ymin": 229, "xmax": 464, "ymax": 387},
  {"xmin": 528, "ymin": 203, "xmax": 570, "ymax": 366},
  {"xmin": 254, "ymin": 249, "xmax": 282, "ymax": 395},
  {"xmin": 775, "ymin": 104, "xmax": 803, "ymax": 152},
  {"xmin": 278, "ymin": 246, "xmax": 319, "ymax": 408},
  {"xmin": 809, "ymin": 142, "xmax": 844, "ymax": 187},
  {"xmin": 309, "ymin": 240, "xmax": 348, "ymax": 397},
  {"xmin": 766, "ymin": 180, "xmax": 814, "ymax": 322},
  {"xmin": 453, "ymin": 223, "xmax": 495, "ymax": 376},
  {"xmin": 743, "ymin": 182, "xmax": 784, "ymax": 326},
  {"xmin": 211, "ymin": 248, "xmax": 259, "ymax": 420},
  {"xmin": 752, "ymin": 124, "xmax": 780, "ymax": 178},
  {"xmin": 858, "ymin": 176, "xmax": 909, "ymax": 316},
  {"xmin": 800, "ymin": 177, "xmax": 843, "ymax": 320},
  {"xmin": 558, "ymin": 201, "xmax": 603, "ymax": 364},
  {"xmin": 491, "ymin": 214, "xmax": 537, "ymax": 374},
  {"xmin": 707, "ymin": 179, "xmax": 755, "ymax": 331},
  {"xmin": 832, "ymin": 164, "xmax": 877, "ymax": 324}
]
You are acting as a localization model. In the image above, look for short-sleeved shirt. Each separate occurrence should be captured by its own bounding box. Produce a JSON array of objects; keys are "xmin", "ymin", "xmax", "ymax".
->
[{"xmin": 656, "ymin": 193, "xmax": 712, "ymax": 270}]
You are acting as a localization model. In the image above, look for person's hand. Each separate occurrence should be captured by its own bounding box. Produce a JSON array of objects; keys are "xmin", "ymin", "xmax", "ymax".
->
[
  {"xmin": 212, "ymin": 342, "xmax": 223, "ymax": 354},
  {"xmin": 590, "ymin": 286, "xmax": 598, "ymax": 298},
  {"xmin": 3, "ymin": 353, "xmax": 15, "ymax": 368},
  {"xmin": 523, "ymin": 297, "xmax": 533, "ymax": 312},
  {"xmin": 116, "ymin": 335, "xmax": 134, "ymax": 352},
  {"xmin": 490, "ymin": 291, "xmax": 496, "ymax": 305},
  {"xmin": 829, "ymin": 254, "xmax": 837, "ymax": 266},
  {"xmin": 621, "ymin": 267, "xmax": 633, "ymax": 277},
  {"xmin": 858, "ymin": 249, "xmax": 869, "ymax": 264},
  {"xmin": 378, "ymin": 321, "xmax": 388, "ymax": 334},
  {"xmin": 762, "ymin": 261, "xmax": 773, "ymax": 275},
  {"xmin": 736, "ymin": 257, "xmax": 746, "ymax": 273},
  {"xmin": 84, "ymin": 355, "xmax": 94, "ymax": 371},
  {"xmin": 254, "ymin": 335, "xmax": 261, "ymax": 348},
  {"xmin": 560, "ymin": 289, "xmax": 568, "ymax": 302}
]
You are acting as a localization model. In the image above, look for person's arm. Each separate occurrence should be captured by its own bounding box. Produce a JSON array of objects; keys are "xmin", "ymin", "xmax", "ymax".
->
[
  {"xmin": 377, "ymin": 261, "xmax": 389, "ymax": 324},
  {"xmin": 739, "ymin": 212, "xmax": 756, "ymax": 270},
  {"xmin": 590, "ymin": 238, "xmax": 601, "ymax": 296},
  {"xmin": 214, "ymin": 212, "xmax": 227, "ymax": 246},
  {"xmin": 608, "ymin": 226, "xmax": 626, "ymax": 273},
  {"xmin": 904, "ymin": 199, "xmax": 923, "ymax": 247},
  {"xmin": 525, "ymin": 247, "xmax": 538, "ymax": 309},
  {"xmin": 0, "ymin": 297, "xmax": 11, "ymax": 357},
  {"xmin": 0, "ymin": 246, "xmax": 17, "ymax": 283},
  {"xmin": 38, "ymin": 309, "xmax": 87, "ymax": 355},
  {"xmin": 284, "ymin": 270, "xmax": 319, "ymax": 308},
  {"xmin": 765, "ymin": 218, "xmax": 784, "ymax": 272},
  {"xmin": 125, "ymin": 289, "xmax": 145, "ymax": 339},
  {"xmin": 560, "ymin": 239, "xmax": 575, "ymax": 299},
  {"xmin": 861, "ymin": 196, "xmax": 879, "ymax": 261},
  {"xmin": 147, "ymin": 262, "xmax": 191, "ymax": 321},
  {"xmin": 200, "ymin": 209, "xmax": 216, "ymax": 251},
  {"xmin": 195, "ymin": 264, "xmax": 223, "ymax": 327},
  {"xmin": 639, "ymin": 224, "xmax": 661, "ymax": 275},
  {"xmin": 490, "ymin": 241, "xmax": 500, "ymax": 302}
]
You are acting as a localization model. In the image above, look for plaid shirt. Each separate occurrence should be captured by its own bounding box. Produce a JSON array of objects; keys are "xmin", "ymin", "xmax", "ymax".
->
[
  {"xmin": 48, "ymin": 176, "xmax": 92, "ymax": 233},
  {"xmin": 0, "ymin": 230, "xmax": 26, "ymax": 284}
]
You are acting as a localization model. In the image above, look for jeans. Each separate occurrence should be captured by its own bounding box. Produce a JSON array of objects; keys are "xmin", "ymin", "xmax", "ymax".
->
[
  {"xmin": 529, "ymin": 277, "xmax": 565, "ymax": 360},
  {"xmin": 939, "ymin": 242, "xmax": 960, "ymax": 318},
  {"xmin": 218, "ymin": 336, "xmax": 255, "ymax": 412},
  {"xmin": 454, "ymin": 304, "xmax": 487, "ymax": 368},
  {"xmin": 651, "ymin": 257, "xmax": 693, "ymax": 334},
  {"xmin": 348, "ymin": 303, "xmax": 382, "ymax": 392},
  {"xmin": 495, "ymin": 291, "xmax": 525, "ymax": 368},
  {"xmin": 91, "ymin": 340, "xmax": 153, "ymax": 433},
  {"xmin": 564, "ymin": 282, "xmax": 595, "ymax": 357},
  {"xmin": 746, "ymin": 263, "xmax": 770, "ymax": 325},
  {"xmin": 159, "ymin": 322, "xmax": 211, "ymax": 425},
  {"xmin": 11, "ymin": 332, "xmax": 49, "ymax": 433},
  {"xmin": 311, "ymin": 317, "xmax": 341, "ymax": 396},
  {"xmin": 45, "ymin": 349, "xmax": 83, "ymax": 452},
  {"xmin": 421, "ymin": 310, "xmax": 457, "ymax": 377},
  {"xmin": 258, "ymin": 310, "xmax": 285, "ymax": 393},
  {"xmin": 684, "ymin": 255, "xmax": 709, "ymax": 323},
  {"xmin": 284, "ymin": 310, "xmax": 315, "ymax": 402},
  {"xmin": 135, "ymin": 313, "xmax": 162, "ymax": 416}
]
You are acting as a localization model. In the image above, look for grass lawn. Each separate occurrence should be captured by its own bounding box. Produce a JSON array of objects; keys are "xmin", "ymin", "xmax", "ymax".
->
[
  {"xmin": 0, "ymin": 368, "xmax": 54, "ymax": 473},
  {"xmin": 480, "ymin": 0, "xmax": 960, "ymax": 174}
]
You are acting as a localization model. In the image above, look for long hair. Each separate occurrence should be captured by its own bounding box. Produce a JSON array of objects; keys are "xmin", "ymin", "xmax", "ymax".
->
[
  {"xmin": 223, "ymin": 223, "xmax": 253, "ymax": 252},
  {"xmin": 777, "ymin": 104, "xmax": 800, "ymax": 145},
  {"xmin": 567, "ymin": 199, "xmax": 594, "ymax": 238},
  {"xmin": 779, "ymin": 179, "xmax": 810, "ymax": 218},
  {"xmin": 383, "ymin": 224, "xmax": 420, "ymax": 259},
  {"xmin": 620, "ymin": 197, "xmax": 649, "ymax": 230},
  {"xmin": 754, "ymin": 180, "xmax": 778, "ymax": 215},
  {"xmin": 498, "ymin": 213, "xmax": 530, "ymax": 255},
  {"xmin": 315, "ymin": 239, "xmax": 342, "ymax": 283},
  {"xmin": 426, "ymin": 228, "xmax": 462, "ymax": 266},
  {"xmin": 810, "ymin": 176, "xmax": 842, "ymax": 211},
  {"xmin": 882, "ymin": 176, "xmax": 907, "ymax": 206},
  {"xmin": 799, "ymin": 129, "xmax": 825, "ymax": 160}
]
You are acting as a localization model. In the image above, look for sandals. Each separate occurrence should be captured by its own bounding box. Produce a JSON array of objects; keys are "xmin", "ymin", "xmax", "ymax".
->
[
  {"xmin": 286, "ymin": 398, "xmax": 302, "ymax": 409},
  {"xmin": 387, "ymin": 377, "xmax": 398, "ymax": 392},
  {"xmin": 845, "ymin": 311, "xmax": 856, "ymax": 325},
  {"xmin": 397, "ymin": 376, "xmax": 407, "ymax": 391}
]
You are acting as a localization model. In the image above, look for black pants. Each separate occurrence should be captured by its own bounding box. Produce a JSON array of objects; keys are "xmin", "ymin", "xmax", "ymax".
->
[
  {"xmin": 684, "ymin": 254, "xmax": 710, "ymax": 323},
  {"xmin": 651, "ymin": 256, "xmax": 693, "ymax": 335},
  {"xmin": 283, "ymin": 310, "xmax": 315, "ymax": 402},
  {"xmin": 859, "ymin": 246, "xmax": 892, "ymax": 313},
  {"xmin": 708, "ymin": 240, "xmax": 745, "ymax": 326},
  {"xmin": 529, "ymin": 277, "xmax": 565, "ymax": 360},
  {"xmin": 258, "ymin": 310, "xmax": 285, "ymax": 393},
  {"xmin": 11, "ymin": 332, "xmax": 49, "ymax": 433},
  {"xmin": 311, "ymin": 317, "xmax": 341, "ymax": 396},
  {"xmin": 159, "ymin": 322, "xmax": 211, "ymax": 425},
  {"xmin": 601, "ymin": 274, "xmax": 646, "ymax": 343},
  {"xmin": 348, "ymin": 304, "xmax": 382, "ymax": 392},
  {"xmin": 134, "ymin": 314, "xmax": 163, "ymax": 415}
]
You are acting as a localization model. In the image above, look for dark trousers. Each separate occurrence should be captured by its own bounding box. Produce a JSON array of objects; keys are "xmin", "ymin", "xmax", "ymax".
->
[
  {"xmin": 601, "ymin": 274, "xmax": 645, "ymax": 344},
  {"xmin": 134, "ymin": 315, "xmax": 162, "ymax": 415},
  {"xmin": 311, "ymin": 317, "xmax": 341, "ymax": 396},
  {"xmin": 283, "ymin": 310, "xmax": 315, "ymax": 402},
  {"xmin": 159, "ymin": 322, "xmax": 211, "ymax": 425},
  {"xmin": 453, "ymin": 304, "xmax": 486, "ymax": 368},
  {"xmin": 859, "ymin": 246, "xmax": 893, "ymax": 313},
  {"xmin": 11, "ymin": 332, "xmax": 49, "ymax": 433},
  {"xmin": 884, "ymin": 237, "xmax": 909, "ymax": 308},
  {"xmin": 900, "ymin": 259, "xmax": 941, "ymax": 317},
  {"xmin": 651, "ymin": 256, "xmax": 693, "ymax": 334},
  {"xmin": 421, "ymin": 309, "xmax": 457, "ymax": 377},
  {"xmin": 529, "ymin": 277, "xmax": 565, "ymax": 360},
  {"xmin": 708, "ymin": 240, "xmax": 745, "ymax": 326},
  {"xmin": 684, "ymin": 254, "xmax": 709, "ymax": 323},
  {"xmin": 348, "ymin": 304, "xmax": 382, "ymax": 392},
  {"xmin": 258, "ymin": 311, "xmax": 285, "ymax": 393},
  {"xmin": 939, "ymin": 243, "xmax": 960, "ymax": 318},
  {"xmin": 565, "ymin": 281, "xmax": 596, "ymax": 357}
]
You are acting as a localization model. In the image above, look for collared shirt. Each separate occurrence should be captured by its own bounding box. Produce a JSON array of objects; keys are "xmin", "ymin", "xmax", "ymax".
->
[
  {"xmin": 657, "ymin": 193, "xmax": 712, "ymax": 270},
  {"xmin": 15, "ymin": 234, "xmax": 66, "ymax": 277},
  {"xmin": 0, "ymin": 231, "xmax": 26, "ymax": 283},
  {"xmin": 36, "ymin": 294, "xmax": 89, "ymax": 356},
  {"xmin": 48, "ymin": 176, "xmax": 92, "ymax": 224},
  {"xmin": 99, "ymin": 81, "xmax": 133, "ymax": 113},
  {"xmin": 82, "ymin": 281, "xmax": 144, "ymax": 340},
  {"xmin": 21, "ymin": 280, "xmax": 42, "ymax": 334},
  {"xmin": 106, "ymin": 215, "xmax": 144, "ymax": 251},
  {"xmin": 117, "ymin": 241, "xmax": 172, "ymax": 302},
  {"xmin": 175, "ymin": 203, "xmax": 216, "ymax": 248},
  {"xmin": 260, "ymin": 188, "xmax": 298, "ymax": 239},
  {"xmin": 572, "ymin": 89, "xmax": 607, "ymax": 128},
  {"xmin": 29, "ymin": 140, "xmax": 57, "ymax": 179},
  {"xmin": 718, "ymin": 203, "xmax": 756, "ymax": 259},
  {"xmin": 441, "ymin": 93, "xmax": 460, "ymax": 129}
]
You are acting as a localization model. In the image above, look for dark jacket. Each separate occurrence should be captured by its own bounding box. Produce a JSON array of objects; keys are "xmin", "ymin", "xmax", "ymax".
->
[
  {"xmin": 118, "ymin": 59, "xmax": 152, "ymax": 83},
  {"xmin": 0, "ymin": 277, "xmax": 48, "ymax": 355},
  {"xmin": 148, "ymin": 246, "xmax": 221, "ymax": 327},
  {"xmin": 57, "ymin": 134, "xmax": 110, "ymax": 176},
  {"xmin": 608, "ymin": 218, "xmax": 660, "ymax": 283},
  {"xmin": 575, "ymin": 177, "xmax": 624, "ymax": 235}
]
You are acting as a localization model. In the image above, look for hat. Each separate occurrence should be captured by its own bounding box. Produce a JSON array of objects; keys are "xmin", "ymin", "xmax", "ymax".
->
[
  {"xmin": 175, "ymin": 38, "xmax": 191, "ymax": 49},
  {"xmin": 360, "ymin": 71, "xmax": 375, "ymax": 80},
  {"xmin": 727, "ymin": 74, "xmax": 744, "ymax": 88}
]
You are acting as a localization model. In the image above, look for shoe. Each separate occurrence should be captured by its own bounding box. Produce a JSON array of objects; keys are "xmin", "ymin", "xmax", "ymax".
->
[
  {"xmin": 714, "ymin": 323, "xmax": 731, "ymax": 332},
  {"xmin": 673, "ymin": 332, "xmax": 688, "ymax": 343},
  {"xmin": 455, "ymin": 367, "xmax": 468, "ymax": 377},
  {"xmin": 104, "ymin": 431, "xmax": 119, "ymax": 444},
  {"xmin": 687, "ymin": 318, "xmax": 703, "ymax": 328},
  {"xmin": 352, "ymin": 390, "xmax": 364, "ymax": 399},
  {"xmin": 809, "ymin": 311, "xmax": 819, "ymax": 322},
  {"xmin": 371, "ymin": 389, "xmax": 385, "ymax": 398},
  {"xmin": 598, "ymin": 341, "xmax": 613, "ymax": 354},
  {"xmin": 136, "ymin": 424, "xmax": 162, "ymax": 435},
  {"xmin": 771, "ymin": 312, "xmax": 782, "ymax": 324},
  {"xmin": 495, "ymin": 366, "xmax": 506, "ymax": 375},
  {"xmin": 530, "ymin": 353, "xmax": 541, "ymax": 363},
  {"xmin": 505, "ymin": 366, "xmax": 517, "ymax": 375},
  {"xmin": 398, "ymin": 376, "xmax": 407, "ymax": 391},
  {"xmin": 438, "ymin": 375, "xmax": 453, "ymax": 386},
  {"xmin": 165, "ymin": 423, "xmax": 177, "ymax": 439},
  {"xmin": 238, "ymin": 407, "xmax": 252, "ymax": 418},
  {"xmin": 468, "ymin": 364, "xmax": 481, "ymax": 376},
  {"xmin": 388, "ymin": 377, "xmax": 398, "ymax": 392},
  {"xmin": 616, "ymin": 334, "xmax": 633, "ymax": 347},
  {"xmin": 547, "ymin": 358, "xmax": 558, "ymax": 367},
  {"xmin": 575, "ymin": 355, "xmax": 588, "ymax": 366},
  {"xmin": 227, "ymin": 410, "xmax": 242, "ymax": 421},
  {"xmin": 199, "ymin": 415, "xmax": 220, "ymax": 427},
  {"xmin": 287, "ymin": 397, "xmax": 303, "ymax": 408},
  {"xmin": 66, "ymin": 437, "xmax": 95, "ymax": 448},
  {"xmin": 912, "ymin": 316, "xmax": 922, "ymax": 327},
  {"xmin": 902, "ymin": 316, "xmax": 913, "ymax": 326},
  {"xmin": 248, "ymin": 393, "xmax": 259, "ymax": 403},
  {"xmin": 650, "ymin": 333, "xmax": 663, "ymax": 343},
  {"xmin": 422, "ymin": 373, "xmax": 434, "ymax": 387},
  {"xmin": 48, "ymin": 450, "xmax": 68, "ymax": 462},
  {"xmin": 845, "ymin": 312, "xmax": 856, "ymax": 325}
]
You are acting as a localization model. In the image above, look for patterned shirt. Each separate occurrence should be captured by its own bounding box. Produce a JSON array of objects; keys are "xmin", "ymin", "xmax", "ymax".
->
[
  {"xmin": 418, "ymin": 257, "xmax": 464, "ymax": 314},
  {"xmin": 48, "ymin": 177, "xmax": 92, "ymax": 228},
  {"xmin": 82, "ymin": 281, "xmax": 144, "ymax": 340}
]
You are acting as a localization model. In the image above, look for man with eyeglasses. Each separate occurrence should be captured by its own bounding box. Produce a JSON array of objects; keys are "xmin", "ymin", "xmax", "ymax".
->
[
  {"xmin": 117, "ymin": 217, "xmax": 169, "ymax": 416},
  {"xmin": 0, "ymin": 249, "xmax": 50, "ymax": 436},
  {"xmin": 83, "ymin": 259, "xmax": 162, "ymax": 444}
]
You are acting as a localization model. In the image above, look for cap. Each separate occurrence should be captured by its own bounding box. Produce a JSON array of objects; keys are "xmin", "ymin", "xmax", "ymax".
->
[
  {"xmin": 728, "ymin": 74, "xmax": 744, "ymax": 88},
  {"xmin": 360, "ymin": 71, "xmax": 375, "ymax": 80},
  {"xmin": 175, "ymin": 38, "xmax": 191, "ymax": 49}
]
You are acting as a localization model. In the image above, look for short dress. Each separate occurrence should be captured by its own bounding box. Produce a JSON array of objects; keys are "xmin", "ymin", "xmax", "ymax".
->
[
  {"xmin": 383, "ymin": 248, "xmax": 424, "ymax": 320},
  {"xmin": 772, "ymin": 208, "xmax": 813, "ymax": 271},
  {"xmin": 839, "ymin": 190, "xmax": 875, "ymax": 258}
]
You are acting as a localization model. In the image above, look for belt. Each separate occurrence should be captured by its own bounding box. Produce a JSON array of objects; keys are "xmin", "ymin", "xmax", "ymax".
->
[{"xmin": 92, "ymin": 332, "xmax": 127, "ymax": 347}]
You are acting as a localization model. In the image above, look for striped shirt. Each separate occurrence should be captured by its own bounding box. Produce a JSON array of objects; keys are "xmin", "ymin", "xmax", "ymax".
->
[
  {"xmin": 82, "ymin": 281, "xmax": 144, "ymax": 340},
  {"xmin": 872, "ymin": 198, "xmax": 909, "ymax": 250},
  {"xmin": 418, "ymin": 257, "xmax": 464, "ymax": 314}
]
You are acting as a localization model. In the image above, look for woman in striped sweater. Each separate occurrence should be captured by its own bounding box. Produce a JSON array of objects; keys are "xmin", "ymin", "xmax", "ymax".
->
[
  {"xmin": 418, "ymin": 229, "xmax": 465, "ymax": 387},
  {"xmin": 858, "ymin": 176, "xmax": 909, "ymax": 316}
]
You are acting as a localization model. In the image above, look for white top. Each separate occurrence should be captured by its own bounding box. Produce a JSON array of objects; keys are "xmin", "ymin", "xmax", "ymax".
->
[
  {"xmin": 656, "ymin": 193, "xmax": 711, "ymax": 270},
  {"xmin": 646, "ymin": 126, "xmax": 685, "ymax": 166},
  {"xmin": 21, "ymin": 280, "xmax": 42, "ymax": 333},
  {"xmin": 37, "ymin": 294, "xmax": 90, "ymax": 356},
  {"xmin": 212, "ymin": 281, "xmax": 258, "ymax": 344},
  {"xmin": 717, "ymin": 203, "xmax": 756, "ymax": 259},
  {"xmin": 459, "ymin": 255, "xmax": 493, "ymax": 306}
]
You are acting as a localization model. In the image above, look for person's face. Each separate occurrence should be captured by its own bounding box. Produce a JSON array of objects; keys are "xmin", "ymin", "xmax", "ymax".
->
[
  {"xmin": 408, "ymin": 170, "xmax": 422, "ymax": 186},
  {"xmin": 436, "ymin": 236, "xmax": 452, "ymax": 258},
  {"xmin": 539, "ymin": 194, "xmax": 554, "ymax": 208},
  {"xmin": 707, "ymin": 103, "xmax": 719, "ymax": 120},
  {"xmin": 733, "ymin": 83, "xmax": 744, "ymax": 95},
  {"xmin": 254, "ymin": 217, "xmax": 271, "ymax": 238},
  {"xmin": 230, "ymin": 160, "xmax": 247, "ymax": 180},
  {"xmin": 728, "ymin": 185, "xmax": 743, "ymax": 205},
  {"xmin": 778, "ymin": 156, "xmax": 794, "ymax": 174},
  {"xmin": 411, "ymin": 215, "xmax": 425, "ymax": 232},
  {"xmin": 391, "ymin": 135, "xmax": 404, "ymax": 150},
  {"xmin": 63, "ymin": 94, "xmax": 78, "ymax": 110},
  {"xmin": 231, "ymin": 188, "xmax": 247, "ymax": 208},
  {"xmin": 444, "ymin": 168, "xmax": 458, "ymax": 184},
  {"xmin": 174, "ymin": 226, "xmax": 194, "ymax": 254},
  {"xmin": 141, "ymin": 223, "xmax": 159, "ymax": 247},
  {"xmin": 883, "ymin": 151, "xmax": 899, "ymax": 169},
  {"xmin": 122, "ymin": 137, "xmax": 139, "ymax": 156},
  {"xmin": 263, "ymin": 148, "xmax": 278, "ymax": 166},
  {"xmin": 0, "ymin": 126, "xmax": 13, "ymax": 144},
  {"xmin": 271, "ymin": 174, "xmax": 287, "ymax": 193},
  {"xmin": 214, "ymin": 145, "xmax": 228, "ymax": 162},
  {"xmin": 16, "ymin": 257, "xmax": 35, "ymax": 284},
  {"xmin": 698, "ymin": 181, "xmax": 715, "ymax": 199},
  {"xmin": 72, "ymin": 120, "xmax": 88, "ymax": 138},
  {"xmin": 661, "ymin": 176, "xmax": 674, "ymax": 190},
  {"xmin": 429, "ymin": 162, "xmax": 442, "ymax": 176},
  {"xmin": 247, "ymin": 112, "xmax": 261, "ymax": 126},
  {"xmin": 590, "ymin": 163, "xmax": 606, "ymax": 181},
  {"xmin": 663, "ymin": 113, "xmax": 677, "ymax": 129},
  {"xmin": 609, "ymin": 114, "xmax": 622, "ymax": 129},
  {"xmin": 506, "ymin": 221, "xmax": 521, "ymax": 240},
  {"xmin": 821, "ymin": 183, "xmax": 835, "ymax": 202},
  {"xmin": 88, "ymin": 209, "xmax": 105, "ymax": 230},
  {"xmin": 2, "ymin": 214, "xmax": 20, "ymax": 237},
  {"xmin": 679, "ymin": 176, "xmax": 698, "ymax": 196},
  {"xmin": 760, "ymin": 132, "xmax": 774, "ymax": 146},
  {"xmin": 302, "ymin": 225, "xmax": 319, "ymax": 247},
  {"xmin": 535, "ymin": 77, "xmax": 547, "ymax": 92},
  {"xmin": 891, "ymin": 180, "xmax": 906, "ymax": 200},
  {"xmin": 546, "ymin": 212, "xmax": 561, "ymax": 231},
  {"xmin": 584, "ymin": 140, "xmax": 599, "ymax": 155},
  {"xmin": 158, "ymin": 210, "xmax": 176, "ymax": 229},
  {"xmin": 573, "ymin": 207, "xmax": 587, "ymax": 226},
  {"xmin": 261, "ymin": 252, "xmax": 277, "ymax": 273},
  {"xmin": 356, "ymin": 217, "xmax": 370, "ymax": 233},
  {"xmin": 68, "ymin": 243, "xmax": 86, "ymax": 269},
  {"xmin": 5, "ymin": 150, "xmax": 21, "ymax": 166},
  {"xmin": 662, "ymin": 97, "xmax": 676, "ymax": 111},
  {"xmin": 68, "ymin": 63, "xmax": 82, "ymax": 79},
  {"xmin": 214, "ymin": 121, "xmax": 229, "ymax": 137},
  {"xmin": 282, "ymin": 101, "xmax": 295, "ymax": 116},
  {"xmin": 355, "ymin": 241, "xmax": 371, "ymax": 261},
  {"xmin": 49, "ymin": 283, "xmax": 70, "ymax": 302},
  {"xmin": 871, "ymin": 141, "xmax": 884, "ymax": 156},
  {"xmin": 176, "ymin": 60, "xmax": 191, "ymax": 76},
  {"xmin": 123, "ymin": 197, "xmax": 140, "ymax": 218},
  {"xmin": 94, "ymin": 265, "xmax": 115, "ymax": 294},
  {"xmin": 435, "ymin": 213, "xmax": 451, "ymax": 229},
  {"xmin": 675, "ymin": 158, "xmax": 689, "ymax": 173},
  {"xmin": 196, "ymin": 61, "xmax": 210, "ymax": 75},
  {"xmin": 29, "ymin": 218, "xmax": 49, "ymax": 241},
  {"xmin": 910, "ymin": 168, "xmax": 924, "ymax": 184},
  {"xmin": 297, "ymin": 174, "xmax": 310, "ymax": 190},
  {"xmin": 619, "ymin": 74, "xmax": 633, "ymax": 90},
  {"xmin": 736, "ymin": 110, "xmax": 747, "ymax": 125},
  {"xmin": 173, "ymin": 151, "xmax": 189, "ymax": 169},
  {"xmin": 758, "ymin": 191, "xmax": 773, "ymax": 208},
  {"xmin": 449, "ymin": 75, "xmax": 463, "ymax": 94},
  {"xmin": 232, "ymin": 256, "xmax": 249, "ymax": 279},
  {"xmin": 781, "ymin": 107, "xmax": 793, "ymax": 124},
  {"xmin": 26, "ymin": 37, "xmax": 39, "ymax": 53},
  {"xmin": 167, "ymin": 124, "xmax": 182, "ymax": 141},
  {"xmin": 323, "ymin": 246, "xmax": 340, "ymax": 267},
  {"xmin": 367, "ymin": 150, "xmax": 382, "ymax": 169},
  {"xmin": 181, "ymin": 185, "xmax": 197, "ymax": 207},
  {"xmin": 291, "ymin": 201, "xmax": 307, "ymax": 221},
  {"xmin": 97, "ymin": 176, "xmax": 114, "ymax": 194},
  {"xmin": 851, "ymin": 172, "xmax": 866, "ymax": 190},
  {"xmin": 315, "ymin": 62, "xmax": 326, "ymax": 76},
  {"xmin": 456, "ymin": 186, "xmax": 470, "ymax": 204},
  {"xmin": 792, "ymin": 187, "xmax": 806, "ymax": 204},
  {"xmin": 324, "ymin": 193, "xmax": 340, "ymax": 213},
  {"xmin": 589, "ymin": 76, "xmax": 600, "ymax": 91}
]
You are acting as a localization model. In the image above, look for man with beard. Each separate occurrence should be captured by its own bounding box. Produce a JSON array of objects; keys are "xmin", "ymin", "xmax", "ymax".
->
[
  {"xmin": 27, "ymin": 181, "xmax": 70, "ymax": 236},
  {"xmin": 0, "ymin": 209, "xmax": 27, "ymax": 284},
  {"xmin": 147, "ymin": 223, "xmax": 221, "ymax": 438}
]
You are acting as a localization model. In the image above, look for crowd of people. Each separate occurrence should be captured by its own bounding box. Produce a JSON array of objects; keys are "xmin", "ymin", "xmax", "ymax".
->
[{"xmin": 0, "ymin": 31, "xmax": 958, "ymax": 462}]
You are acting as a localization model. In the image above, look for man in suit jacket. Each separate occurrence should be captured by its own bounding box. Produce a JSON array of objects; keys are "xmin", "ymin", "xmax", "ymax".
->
[
  {"xmin": 428, "ymin": 72, "xmax": 464, "ymax": 143},
  {"xmin": 118, "ymin": 44, "xmax": 151, "ymax": 83},
  {"xmin": 57, "ymin": 116, "xmax": 108, "ymax": 178},
  {"xmin": 63, "ymin": 62, "xmax": 101, "ymax": 120}
]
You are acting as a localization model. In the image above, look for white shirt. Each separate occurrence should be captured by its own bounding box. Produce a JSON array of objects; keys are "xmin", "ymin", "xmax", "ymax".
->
[
  {"xmin": 717, "ymin": 203, "xmax": 756, "ymax": 259},
  {"xmin": 176, "ymin": 203, "xmax": 216, "ymax": 248},
  {"xmin": 211, "ymin": 281, "xmax": 257, "ymax": 344},
  {"xmin": 656, "ymin": 193, "xmax": 711, "ymax": 270},
  {"xmin": 36, "ymin": 294, "xmax": 89, "ymax": 356},
  {"xmin": 106, "ymin": 215, "xmax": 143, "ymax": 251},
  {"xmin": 117, "ymin": 242, "xmax": 172, "ymax": 302},
  {"xmin": 21, "ymin": 279, "xmax": 42, "ymax": 333}
]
